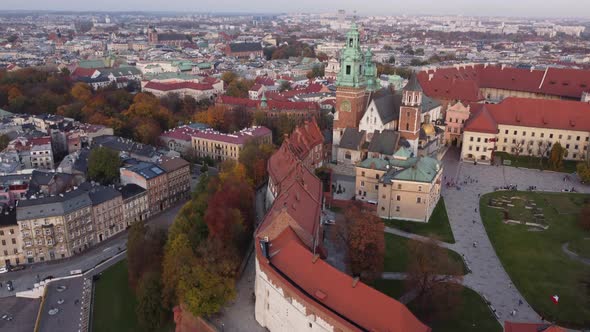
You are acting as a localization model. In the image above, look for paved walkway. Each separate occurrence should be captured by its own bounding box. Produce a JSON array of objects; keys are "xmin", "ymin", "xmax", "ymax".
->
[
  {"xmin": 441, "ymin": 148, "xmax": 590, "ymax": 325},
  {"xmin": 562, "ymin": 242, "xmax": 590, "ymax": 266},
  {"xmin": 384, "ymin": 226, "xmax": 457, "ymax": 251}
]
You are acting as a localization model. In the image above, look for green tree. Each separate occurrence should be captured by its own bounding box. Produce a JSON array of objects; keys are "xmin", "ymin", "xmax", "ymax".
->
[
  {"xmin": 87, "ymin": 147, "xmax": 121, "ymax": 185},
  {"xmin": 136, "ymin": 272, "xmax": 166, "ymax": 331},
  {"xmin": 549, "ymin": 142, "xmax": 565, "ymax": 171},
  {"xmin": 577, "ymin": 162, "xmax": 590, "ymax": 183},
  {"xmin": 279, "ymin": 81, "xmax": 291, "ymax": 92},
  {"xmin": 0, "ymin": 134, "xmax": 10, "ymax": 151}
]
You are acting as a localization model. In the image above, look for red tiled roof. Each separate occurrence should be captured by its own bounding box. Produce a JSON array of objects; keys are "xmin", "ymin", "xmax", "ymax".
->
[
  {"xmin": 268, "ymin": 239, "xmax": 431, "ymax": 332},
  {"xmin": 257, "ymin": 166, "xmax": 322, "ymax": 248},
  {"xmin": 144, "ymin": 81, "xmax": 214, "ymax": 92},
  {"xmin": 160, "ymin": 126, "xmax": 201, "ymax": 142},
  {"xmin": 504, "ymin": 322, "xmax": 565, "ymax": 332},
  {"xmin": 255, "ymin": 76, "xmax": 276, "ymax": 86},
  {"xmin": 285, "ymin": 118, "xmax": 323, "ymax": 161},
  {"xmin": 465, "ymin": 97, "xmax": 590, "ymax": 133},
  {"xmin": 419, "ymin": 64, "xmax": 590, "ymax": 101},
  {"xmin": 464, "ymin": 106, "xmax": 498, "ymax": 134},
  {"xmin": 30, "ymin": 136, "xmax": 52, "ymax": 146},
  {"xmin": 249, "ymin": 84, "xmax": 263, "ymax": 92},
  {"xmin": 267, "ymin": 142, "xmax": 299, "ymax": 189},
  {"xmin": 72, "ymin": 67, "xmax": 97, "ymax": 78},
  {"xmin": 192, "ymin": 126, "xmax": 271, "ymax": 145}
]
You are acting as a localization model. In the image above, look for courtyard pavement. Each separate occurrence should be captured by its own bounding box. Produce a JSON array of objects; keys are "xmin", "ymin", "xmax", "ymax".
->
[
  {"xmin": 0, "ymin": 296, "xmax": 40, "ymax": 332},
  {"xmin": 441, "ymin": 148, "xmax": 590, "ymax": 325}
]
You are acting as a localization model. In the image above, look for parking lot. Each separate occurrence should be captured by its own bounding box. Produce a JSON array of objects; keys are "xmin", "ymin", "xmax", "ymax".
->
[{"xmin": 0, "ymin": 296, "xmax": 40, "ymax": 332}]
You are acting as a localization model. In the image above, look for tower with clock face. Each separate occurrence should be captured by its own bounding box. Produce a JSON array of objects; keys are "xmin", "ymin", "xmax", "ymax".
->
[{"xmin": 332, "ymin": 22, "xmax": 369, "ymax": 160}]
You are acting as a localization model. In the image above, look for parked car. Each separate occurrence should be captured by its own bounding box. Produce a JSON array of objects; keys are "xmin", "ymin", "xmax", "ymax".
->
[
  {"xmin": 9, "ymin": 265, "xmax": 25, "ymax": 272},
  {"xmin": 0, "ymin": 266, "xmax": 8, "ymax": 274}
]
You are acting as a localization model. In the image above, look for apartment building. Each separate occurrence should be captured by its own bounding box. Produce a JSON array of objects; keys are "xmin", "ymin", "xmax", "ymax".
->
[
  {"xmin": 120, "ymin": 162, "xmax": 169, "ymax": 215},
  {"xmin": 158, "ymin": 157, "xmax": 191, "ymax": 206},
  {"xmin": 191, "ymin": 126, "xmax": 272, "ymax": 162},
  {"xmin": 118, "ymin": 183, "xmax": 149, "ymax": 228},
  {"xmin": 0, "ymin": 207, "xmax": 23, "ymax": 266},
  {"xmin": 16, "ymin": 187, "xmax": 93, "ymax": 263},
  {"xmin": 87, "ymin": 185, "xmax": 124, "ymax": 243}
]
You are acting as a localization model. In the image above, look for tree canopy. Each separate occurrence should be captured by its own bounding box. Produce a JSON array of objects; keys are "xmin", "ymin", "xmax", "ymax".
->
[{"xmin": 87, "ymin": 147, "xmax": 121, "ymax": 185}]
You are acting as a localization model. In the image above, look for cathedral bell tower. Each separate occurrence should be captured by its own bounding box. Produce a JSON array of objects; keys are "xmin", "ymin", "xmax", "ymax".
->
[
  {"xmin": 398, "ymin": 74, "xmax": 422, "ymax": 155},
  {"xmin": 332, "ymin": 22, "xmax": 368, "ymax": 160}
]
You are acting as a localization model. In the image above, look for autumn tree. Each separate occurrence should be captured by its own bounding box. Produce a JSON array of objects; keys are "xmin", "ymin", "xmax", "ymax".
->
[
  {"xmin": 239, "ymin": 140, "xmax": 275, "ymax": 186},
  {"xmin": 550, "ymin": 142, "xmax": 565, "ymax": 171},
  {"xmin": 537, "ymin": 140, "xmax": 551, "ymax": 167},
  {"xmin": 127, "ymin": 221, "xmax": 167, "ymax": 291},
  {"xmin": 193, "ymin": 105, "xmax": 226, "ymax": 131},
  {"xmin": 335, "ymin": 203, "xmax": 385, "ymax": 283},
  {"xmin": 511, "ymin": 139, "xmax": 525, "ymax": 158},
  {"xmin": 579, "ymin": 205, "xmax": 590, "ymax": 232},
  {"xmin": 71, "ymin": 82, "xmax": 93, "ymax": 102},
  {"xmin": 405, "ymin": 238, "xmax": 463, "ymax": 322},
  {"xmin": 577, "ymin": 162, "xmax": 590, "ymax": 184},
  {"xmin": 136, "ymin": 272, "xmax": 167, "ymax": 331},
  {"xmin": 0, "ymin": 134, "xmax": 9, "ymax": 151},
  {"xmin": 123, "ymin": 93, "xmax": 174, "ymax": 144}
]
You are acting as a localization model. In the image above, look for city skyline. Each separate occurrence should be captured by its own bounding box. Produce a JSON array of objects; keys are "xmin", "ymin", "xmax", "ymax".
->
[{"xmin": 1, "ymin": 0, "xmax": 590, "ymax": 19}]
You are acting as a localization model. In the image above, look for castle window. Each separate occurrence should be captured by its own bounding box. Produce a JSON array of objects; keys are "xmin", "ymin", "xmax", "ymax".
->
[
  {"xmin": 346, "ymin": 65, "xmax": 351, "ymax": 75},
  {"xmin": 406, "ymin": 123, "xmax": 409, "ymax": 130},
  {"xmin": 349, "ymin": 38, "xmax": 353, "ymax": 46}
]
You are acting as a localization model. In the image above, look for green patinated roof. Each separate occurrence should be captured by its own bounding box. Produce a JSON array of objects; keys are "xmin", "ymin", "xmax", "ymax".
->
[
  {"xmin": 143, "ymin": 72, "xmax": 202, "ymax": 81},
  {"xmin": 393, "ymin": 146, "xmax": 413, "ymax": 159},
  {"xmin": 389, "ymin": 156, "xmax": 441, "ymax": 183},
  {"xmin": 78, "ymin": 59, "xmax": 108, "ymax": 69},
  {"xmin": 357, "ymin": 158, "xmax": 391, "ymax": 171}
]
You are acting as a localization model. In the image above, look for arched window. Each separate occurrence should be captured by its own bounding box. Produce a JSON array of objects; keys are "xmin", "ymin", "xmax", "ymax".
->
[{"xmin": 406, "ymin": 123, "xmax": 409, "ymax": 130}]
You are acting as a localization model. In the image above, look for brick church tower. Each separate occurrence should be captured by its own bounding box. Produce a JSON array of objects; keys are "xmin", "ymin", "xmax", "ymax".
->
[
  {"xmin": 332, "ymin": 23, "xmax": 369, "ymax": 159},
  {"xmin": 398, "ymin": 74, "xmax": 422, "ymax": 155}
]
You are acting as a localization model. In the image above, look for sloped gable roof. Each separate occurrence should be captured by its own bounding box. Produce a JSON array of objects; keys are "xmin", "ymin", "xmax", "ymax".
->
[{"xmin": 464, "ymin": 106, "xmax": 498, "ymax": 134}]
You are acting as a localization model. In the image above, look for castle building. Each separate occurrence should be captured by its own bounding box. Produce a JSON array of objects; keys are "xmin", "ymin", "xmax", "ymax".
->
[{"xmin": 332, "ymin": 24, "xmax": 443, "ymax": 163}]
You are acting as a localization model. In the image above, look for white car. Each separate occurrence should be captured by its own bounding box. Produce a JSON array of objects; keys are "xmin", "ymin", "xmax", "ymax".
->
[{"xmin": 0, "ymin": 266, "xmax": 8, "ymax": 274}]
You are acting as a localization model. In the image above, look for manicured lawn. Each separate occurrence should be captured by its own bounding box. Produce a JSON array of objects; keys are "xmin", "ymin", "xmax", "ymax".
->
[
  {"xmin": 373, "ymin": 280, "xmax": 501, "ymax": 332},
  {"xmin": 92, "ymin": 260, "xmax": 173, "ymax": 332},
  {"xmin": 384, "ymin": 233, "xmax": 467, "ymax": 275},
  {"xmin": 371, "ymin": 279, "xmax": 406, "ymax": 300},
  {"xmin": 410, "ymin": 286, "xmax": 502, "ymax": 332},
  {"xmin": 480, "ymin": 191, "xmax": 590, "ymax": 328},
  {"xmin": 494, "ymin": 152, "xmax": 578, "ymax": 173},
  {"xmin": 384, "ymin": 198, "xmax": 455, "ymax": 243}
]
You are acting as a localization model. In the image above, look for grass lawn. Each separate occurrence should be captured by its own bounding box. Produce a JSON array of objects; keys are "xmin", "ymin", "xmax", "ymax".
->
[
  {"xmin": 568, "ymin": 237, "xmax": 590, "ymax": 259},
  {"xmin": 480, "ymin": 191, "xmax": 590, "ymax": 328},
  {"xmin": 384, "ymin": 198, "xmax": 455, "ymax": 243},
  {"xmin": 384, "ymin": 233, "xmax": 467, "ymax": 275},
  {"xmin": 371, "ymin": 279, "xmax": 407, "ymax": 299},
  {"xmin": 92, "ymin": 260, "xmax": 173, "ymax": 332},
  {"xmin": 372, "ymin": 280, "xmax": 501, "ymax": 332},
  {"xmin": 494, "ymin": 152, "xmax": 578, "ymax": 173}
]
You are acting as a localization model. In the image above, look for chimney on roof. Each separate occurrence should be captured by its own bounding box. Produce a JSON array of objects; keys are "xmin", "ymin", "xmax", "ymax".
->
[
  {"xmin": 428, "ymin": 73, "xmax": 434, "ymax": 81},
  {"xmin": 312, "ymin": 254, "xmax": 320, "ymax": 263},
  {"xmin": 352, "ymin": 277, "xmax": 360, "ymax": 288},
  {"xmin": 501, "ymin": 64, "xmax": 506, "ymax": 70},
  {"xmin": 259, "ymin": 238, "xmax": 270, "ymax": 259}
]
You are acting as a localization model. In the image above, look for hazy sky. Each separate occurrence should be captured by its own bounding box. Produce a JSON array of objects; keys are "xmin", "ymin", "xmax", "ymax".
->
[{"xmin": 1, "ymin": 0, "xmax": 589, "ymax": 19}]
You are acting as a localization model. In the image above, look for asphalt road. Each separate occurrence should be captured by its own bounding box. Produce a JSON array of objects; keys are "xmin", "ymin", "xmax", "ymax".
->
[{"xmin": 0, "ymin": 198, "xmax": 186, "ymax": 299}]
